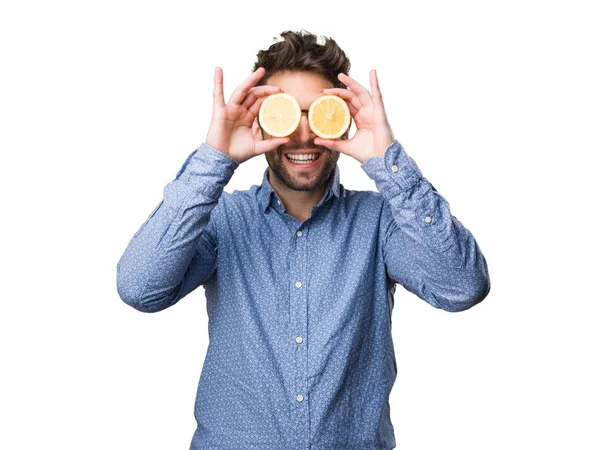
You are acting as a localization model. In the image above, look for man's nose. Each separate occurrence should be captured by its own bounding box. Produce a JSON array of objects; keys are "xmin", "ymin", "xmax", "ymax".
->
[{"xmin": 291, "ymin": 110, "xmax": 315, "ymax": 141}]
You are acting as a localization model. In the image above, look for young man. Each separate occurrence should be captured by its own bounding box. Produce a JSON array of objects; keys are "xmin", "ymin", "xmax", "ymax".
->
[{"xmin": 117, "ymin": 30, "xmax": 490, "ymax": 450}]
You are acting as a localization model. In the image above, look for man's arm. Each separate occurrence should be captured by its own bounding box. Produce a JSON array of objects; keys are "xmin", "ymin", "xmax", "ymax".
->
[
  {"xmin": 362, "ymin": 140, "xmax": 491, "ymax": 312},
  {"xmin": 116, "ymin": 143, "xmax": 239, "ymax": 313},
  {"xmin": 116, "ymin": 67, "xmax": 291, "ymax": 313},
  {"xmin": 313, "ymin": 70, "xmax": 489, "ymax": 311}
]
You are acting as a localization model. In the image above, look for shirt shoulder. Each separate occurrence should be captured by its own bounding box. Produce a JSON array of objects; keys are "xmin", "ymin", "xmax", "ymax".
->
[
  {"xmin": 342, "ymin": 187, "xmax": 385, "ymax": 211},
  {"xmin": 214, "ymin": 185, "xmax": 261, "ymax": 217},
  {"xmin": 341, "ymin": 188, "xmax": 390, "ymax": 235}
]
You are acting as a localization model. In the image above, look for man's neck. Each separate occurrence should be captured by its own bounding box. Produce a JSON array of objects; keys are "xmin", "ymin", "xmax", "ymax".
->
[{"xmin": 268, "ymin": 169, "xmax": 328, "ymax": 222}]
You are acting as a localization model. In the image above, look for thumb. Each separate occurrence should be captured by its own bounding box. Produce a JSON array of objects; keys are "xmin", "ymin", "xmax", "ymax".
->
[
  {"xmin": 314, "ymin": 137, "xmax": 352, "ymax": 157},
  {"xmin": 255, "ymin": 137, "xmax": 290, "ymax": 155}
]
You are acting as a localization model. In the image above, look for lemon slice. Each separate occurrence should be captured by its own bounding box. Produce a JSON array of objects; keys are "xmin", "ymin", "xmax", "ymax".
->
[
  {"xmin": 308, "ymin": 95, "xmax": 351, "ymax": 139},
  {"xmin": 258, "ymin": 93, "xmax": 302, "ymax": 137}
]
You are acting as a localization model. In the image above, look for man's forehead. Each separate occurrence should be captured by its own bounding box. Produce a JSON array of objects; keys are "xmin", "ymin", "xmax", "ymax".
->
[
  {"xmin": 265, "ymin": 70, "xmax": 333, "ymax": 90},
  {"xmin": 265, "ymin": 71, "xmax": 333, "ymax": 107}
]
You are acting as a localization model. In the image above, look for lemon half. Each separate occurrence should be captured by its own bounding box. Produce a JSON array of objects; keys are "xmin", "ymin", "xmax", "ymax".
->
[
  {"xmin": 308, "ymin": 95, "xmax": 351, "ymax": 139},
  {"xmin": 258, "ymin": 93, "xmax": 302, "ymax": 137}
]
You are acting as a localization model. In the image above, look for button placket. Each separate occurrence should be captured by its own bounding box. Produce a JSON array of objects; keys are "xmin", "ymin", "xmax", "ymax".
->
[{"xmin": 290, "ymin": 225, "xmax": 310, "ymax": 448}]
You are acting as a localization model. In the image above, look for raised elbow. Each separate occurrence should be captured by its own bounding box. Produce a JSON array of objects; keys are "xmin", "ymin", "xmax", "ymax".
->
[
  {"xmin": 116, "ymin": 262, "xmax": 173, "ymax": 313},
  {"xmin": 116, "ymin": 274, "xmax": 150, "ymax": 313},
  {"xmin": 117, "ymin": 284, "xmax": 174, "ymax": 313},
  {"xmin": 443, "ymin": 270, "xmax": 491, "ymax": 312}
]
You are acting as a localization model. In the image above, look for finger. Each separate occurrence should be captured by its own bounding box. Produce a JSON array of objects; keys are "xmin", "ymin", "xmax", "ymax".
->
[
  {"xmin": 247, "ymin": 94, "xmax": 269, "ymax": 118},
  {"xmin": 346, "ymin": 102, "xmax": 359, "ymax": 118},
  {"xmin": 241, "ymin": 85, "xmax": 282, "ymax": 111},
  {"xmin": 255, "ymin": 137, "xmax": 290, "ymax": 155},
  {"xmin": 370, "ymin": 69, "xmax": 385, "ymax": 109},
  {"xmin": 337, "ymin": 73, "xmax": 373, "ymax": 106},
  {"xmin": 228, "ymin": 67, "xmax": 266, "ymax": 105},
  {"xmin": 321, "ymin": 88, "xmax": 363, "ymax": 112},
  {"xmin": 213, "ymin": 67, "xmax": 225, "ymax": 111},
  {"xmin": 314, "ymin": 136, "xmax": 353, "ymax": 156}
]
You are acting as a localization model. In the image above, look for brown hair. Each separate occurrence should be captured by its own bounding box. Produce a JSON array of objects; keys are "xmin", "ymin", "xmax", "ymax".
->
[{"xmin": 253, "ymin": 30, "xmax": 351, "ymax": 89}]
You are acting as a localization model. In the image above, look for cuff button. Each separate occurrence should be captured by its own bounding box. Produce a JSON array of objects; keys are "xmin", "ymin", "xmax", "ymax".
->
[{"xmin": 425, "ymin": 216, "xmax": 432, "ymax": 223}]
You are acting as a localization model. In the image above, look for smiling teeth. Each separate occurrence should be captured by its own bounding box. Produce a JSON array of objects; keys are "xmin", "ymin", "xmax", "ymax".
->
[{"xmin": 286, "ymin": 153, "xmax": 319, "ymax": 163}]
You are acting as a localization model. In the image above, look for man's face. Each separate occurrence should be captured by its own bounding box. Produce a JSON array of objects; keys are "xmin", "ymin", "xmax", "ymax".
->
[{"xmin": 258, "ymin": 71, "xmax": 342, "ymax": 192}]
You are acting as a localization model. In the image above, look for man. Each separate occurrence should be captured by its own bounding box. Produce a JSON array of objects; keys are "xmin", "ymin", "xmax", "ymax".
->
[{"xmin": 117, "ymin": 30, "xmax": 490, "ymax": 450}]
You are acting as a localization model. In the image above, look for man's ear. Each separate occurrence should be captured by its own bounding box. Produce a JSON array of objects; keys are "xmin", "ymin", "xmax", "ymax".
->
[{"xmin": 252, "ymin": 117, "xmax": 263, "ymax": 140}]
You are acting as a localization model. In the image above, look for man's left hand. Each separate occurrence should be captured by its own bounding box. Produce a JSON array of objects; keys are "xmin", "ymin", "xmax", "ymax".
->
[{"xmin": 314, "ymin": 70, "xmax": 395, "ymax": 164}]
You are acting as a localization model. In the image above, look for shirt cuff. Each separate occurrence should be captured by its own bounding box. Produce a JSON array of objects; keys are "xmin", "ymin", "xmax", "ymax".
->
[
  {"xmin": 174, "ymin": 142, "xmax": 240, "ymax": 200},
  {"xmin": 361, "ymin": 140, "xmax": 423, "ymax": 198}
]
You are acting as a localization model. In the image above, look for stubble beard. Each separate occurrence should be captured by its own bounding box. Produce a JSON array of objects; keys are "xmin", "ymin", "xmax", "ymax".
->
[{"xmin": 265, "ymin": 143, "xmax": 340, "ymax": 192}]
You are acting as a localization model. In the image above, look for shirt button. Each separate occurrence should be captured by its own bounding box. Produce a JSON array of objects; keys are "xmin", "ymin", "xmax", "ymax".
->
[
  {"xmin": 295, "ymin": 281, "xmax": 302, "ymax": 288},
  {"xmin": 296, "ymin": 394, "xmax": 304, "ymax": 402},
  {"xmin": 277, "ymin": 199, "xmax": 281, "ymax": 205},
  {"xmin": 425, "ymin": 216, "xmax": 432, "ymax": 223},
  {"xmin": 391, "ymin": 165, "xmax": 398, "ymax": 172},
  {"xmin": 296, "ymin": 336, "xmax": 303, "ymax": 344},
  {"xmin": 296, "ymin": 231, "xmax": 303, "ymax": 237}
]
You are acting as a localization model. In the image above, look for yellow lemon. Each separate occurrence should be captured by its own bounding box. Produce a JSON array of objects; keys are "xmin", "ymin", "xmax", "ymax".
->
[
  {"xmin": 308, "ymin": 95, "xmax": 351, "ymax": 139},
  {"xmin": 258, "ymin": 93, "xmax": 302, "ymax": 137}
]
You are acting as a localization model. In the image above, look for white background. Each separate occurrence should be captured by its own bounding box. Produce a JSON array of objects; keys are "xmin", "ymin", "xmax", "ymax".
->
[{"xmin": 1, "ymin": 1, "xmax": 598, "ymax": 449}]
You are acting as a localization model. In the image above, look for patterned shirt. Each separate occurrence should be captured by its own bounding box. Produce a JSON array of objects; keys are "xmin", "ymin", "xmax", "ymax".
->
[{"xmin": 116, "ymin": 140, "xmax": 490, "ymax": 450}]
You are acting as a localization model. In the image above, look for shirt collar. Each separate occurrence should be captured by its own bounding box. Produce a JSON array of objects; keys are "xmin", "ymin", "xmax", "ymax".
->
[{"xmin": 258, "ymin": 164, "xmax": 342, "ymax": 212}]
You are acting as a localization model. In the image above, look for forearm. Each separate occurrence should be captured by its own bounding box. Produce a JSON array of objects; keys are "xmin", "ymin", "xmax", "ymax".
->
[
  {"xmin": 363, "ymin": 140, "xmax": 490, "ymax": 311},
  {"xmin": 116, "ymin": 142, "xmax": 238, "ymax": 312}
]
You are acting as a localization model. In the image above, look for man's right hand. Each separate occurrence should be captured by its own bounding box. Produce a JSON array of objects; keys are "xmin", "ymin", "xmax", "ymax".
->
[{"xmin": 205, "ymin": 66, "xmax": 290, "ymax": 164}]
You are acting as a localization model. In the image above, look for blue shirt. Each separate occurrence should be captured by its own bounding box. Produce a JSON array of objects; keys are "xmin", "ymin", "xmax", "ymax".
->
[{"xmin": 116, "ymin": 140, "xmax": 490, "ymax": 450}]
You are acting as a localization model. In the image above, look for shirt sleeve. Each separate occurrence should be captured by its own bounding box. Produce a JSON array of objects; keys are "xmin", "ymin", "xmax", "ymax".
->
[
  {"xmin": 361, "ymin": 140, "xmax": 491, "ymax": 312},
  {"xmin": 116, "ymin": 142, "xmax": 239, "ymax": 313}
]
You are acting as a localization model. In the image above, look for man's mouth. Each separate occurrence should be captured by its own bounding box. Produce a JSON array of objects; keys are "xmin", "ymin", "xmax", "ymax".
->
[{"xmin": 284, "ymin": 152, "xmax": 322, "ymax": 165}]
